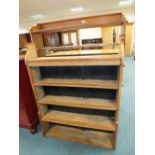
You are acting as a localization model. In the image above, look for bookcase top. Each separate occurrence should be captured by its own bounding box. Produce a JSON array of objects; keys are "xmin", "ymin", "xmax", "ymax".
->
[{"xmin": 31, "ymin": 12, "xmax": 128, "ymax": 34}]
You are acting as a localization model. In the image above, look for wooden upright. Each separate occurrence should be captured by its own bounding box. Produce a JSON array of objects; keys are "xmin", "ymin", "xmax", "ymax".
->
[{"xmin": 25, "ymin": 13, "xmax": 126, "ymax": 149}]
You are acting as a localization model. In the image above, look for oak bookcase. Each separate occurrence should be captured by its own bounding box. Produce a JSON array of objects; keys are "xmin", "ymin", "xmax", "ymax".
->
[{"xmin": 25, "ymin": 13, "xmax": 126, "ymax": 149}]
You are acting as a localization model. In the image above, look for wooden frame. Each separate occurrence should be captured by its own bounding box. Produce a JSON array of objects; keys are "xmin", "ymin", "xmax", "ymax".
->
[
  {"xmin": 31, "ymin": 13, "xmax": 127, "ymax": 33},
  {"xmin": 30, "ymin": 13, "xmax": 127, "ymax": 49},
  {"xmin": 25, "ymin": 13, "xmax": 126, "ymax": 149}
]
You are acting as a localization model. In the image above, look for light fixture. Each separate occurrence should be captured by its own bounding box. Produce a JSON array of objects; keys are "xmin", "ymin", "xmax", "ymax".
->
[
  {"xmin": 31, "ymin": 14, "xmax": 45, "ymax": 19},
  {"xmin": 81, "ymin": 20, "xmax": 86, "ymax": 24},
  {"xmin": 119, "ymin": 0, "xmax": 134, "ymax": 6},
  {"xmin": 70, "ymin": 6, "xmax": 83, "ymax": 12}
]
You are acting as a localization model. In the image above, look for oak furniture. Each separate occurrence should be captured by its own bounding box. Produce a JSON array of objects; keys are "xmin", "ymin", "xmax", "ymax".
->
[
  {"xmin": 25, "ymin": 13, "xmax": 126, "ymax": 149},
  {"xmin": 30, "ymin": 13, "xmax": 127, "ymax": 49},
  {"xmin": 19, "ymin": 33, "xmax": 31, "ymax": 50}
]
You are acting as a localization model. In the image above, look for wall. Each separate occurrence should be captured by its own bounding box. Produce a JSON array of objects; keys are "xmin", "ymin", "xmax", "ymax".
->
[
  {"xmin": 102, "ymin": 24, "xmax": 134, "ymax": 56},
  {"xmin": 125, "ymin": 24, "xmax": 134, "ymax": 56},
  {"xmin": 20, "ymin": 7, "xmax": 134, "ymax": 32}
]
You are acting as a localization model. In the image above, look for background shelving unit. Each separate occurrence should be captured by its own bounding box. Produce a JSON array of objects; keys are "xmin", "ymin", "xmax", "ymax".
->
[
  {"xmin": 25, "ymin": 13, "xmax": 126, "ymax": 149},
  {"xmin": 30, "ymin": 13, "xmax": 128, "ymax": 56},
  {"xmin": 19, "ymin": 33, "xmax": 31, "ymax": 50}
]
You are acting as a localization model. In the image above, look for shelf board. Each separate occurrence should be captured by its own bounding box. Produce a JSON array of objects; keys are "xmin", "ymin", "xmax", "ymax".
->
[
  {"xmin": 35, "ymin": 78, "xmax": 118, "ymax": 89},
  {"xmin": 42, "ymin": 110, "xmax": 115, "ymax": 131},
  {"xmin": 27, "ymin": 52, "xmax": 121, "ymax": 67},
  {"xmin": 39, "ymin": 95, "xmax": 116, "ymax": 111},
  {"xmin": 46, "ymin": 125, "xmax": 114, "ymax": 149}
]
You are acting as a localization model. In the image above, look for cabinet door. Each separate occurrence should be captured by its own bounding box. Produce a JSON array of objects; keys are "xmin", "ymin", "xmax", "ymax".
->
[
  {"xmin": 49, "ymin": 33, "xmax": 60, "ymax": 46},
  {"xmin": 62, "ymin": 33, "xmax": 69, "ymax": 45},
  {"xmin": 71, "ymin": 32, "xmax": 77, "ymax": 46},
  {"xmin": 62, "ymin": 32, "xmax": 78, "ymax": 46},
  {"xmin": 125, "ymin": 24, "xmax": 134, "ymax": 56}
]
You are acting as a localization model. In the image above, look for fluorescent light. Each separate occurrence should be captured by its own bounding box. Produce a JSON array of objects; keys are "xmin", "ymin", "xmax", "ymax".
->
[
  {"xmin": 119, "ymin": 0, "xmax": 133, "ymax": 6},
  {"xmin": 70, "ymin": 6, "xmax": 83, "ymax": 12},
  {"xmin": 31, "ymin": 14, "xmax": 45, "ymax": 19}
]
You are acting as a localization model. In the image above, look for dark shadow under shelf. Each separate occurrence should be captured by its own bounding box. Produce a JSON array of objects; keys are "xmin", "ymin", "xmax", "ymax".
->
[
  {"xmin": 40, "ymin": 66, "xmax": 118, "ymax": 80},
  {"xmin": 48, "ymin": 106, "xmax": 115, "ymax": 117},
  {"xmin": 43, "ymin": 86, "xmax": 117, "ymax": 100}
]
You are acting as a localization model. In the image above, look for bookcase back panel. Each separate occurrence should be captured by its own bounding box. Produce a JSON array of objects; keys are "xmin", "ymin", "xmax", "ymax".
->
[
  {"xmin": 43, "ymin": 86, "xmax": 116, "ymax": 100},
  {"xmin": 49, "ymin": 123, "xmax": 114, "ymax": 133},
  {"xmin": 40, "ymin": 66, "xmax": 118, "ymax": 80},
  {"xmin": 48, "ymin": 106, "xmax": 115, "ymax": 117}
]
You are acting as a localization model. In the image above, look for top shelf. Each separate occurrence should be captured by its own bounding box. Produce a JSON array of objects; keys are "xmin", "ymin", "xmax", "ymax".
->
[
  {"xmin": 26, "ymin": 49, "xmax": 122, "ymax": 67},
  {"xmin": 45, "ymin": 48, "xmax": 120, "ymax": 57},
  {"xmin": 31, "ymin": 13, "xmax": 127, "ymax": 34}
]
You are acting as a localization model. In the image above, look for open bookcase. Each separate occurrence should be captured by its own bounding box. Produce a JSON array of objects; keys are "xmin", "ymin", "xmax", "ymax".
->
[{"xmin": 25, "ymin": 13, "xmax": 126, "ymax": 149}]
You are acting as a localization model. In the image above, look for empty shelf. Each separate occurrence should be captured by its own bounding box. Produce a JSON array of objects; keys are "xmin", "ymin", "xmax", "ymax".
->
[
  {"xmin": 34, "ymin": 78, "xmax": 118, "ymax": 89},
  {"xmin": 39, "ymin": 95, "xmax": 116, "ymax": 111},
  {"xmin": 42, "ymin": 110, "xmax": 115, "ymax": 131},
  {"xmin": 46, "ymin": 125, "xmax": 114, "ymax": 149}
]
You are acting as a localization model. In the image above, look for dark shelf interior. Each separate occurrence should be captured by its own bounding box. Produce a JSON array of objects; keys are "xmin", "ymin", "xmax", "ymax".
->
[
  {"xmin": 43, "ymin": 86, "xmax": 117, "ymax": 100},
  {"xmin": 47, "ymin": 106, "xmax": 115, "ymax": 117},
  {"xmin": 40, "ymin": 66, "xmax": 118, "ymax": 80}
]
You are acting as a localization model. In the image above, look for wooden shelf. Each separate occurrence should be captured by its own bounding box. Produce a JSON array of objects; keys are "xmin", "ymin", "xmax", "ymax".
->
[
  {"xmin": 42, "ymin": 110, "xmax": 115, "ymax": 131},
  {"xmin": 46, "ymin": 48, "xmax": 120, "ymax": 56},
  {"xmin": 46, "ymin": 125, "xmax": 114, "ymax": 149},
  {"xmin": 39, "ymin": 95, "xmax": 116, "ymax": 111},
  {"xmin": 26, "ymin": 20, "xmax": 125, "ymax": 148},
  {"xmin": 31, "ymin": 13, "xmax": 127, "ymax": 34},
  {"xmin": 35, "ymin": 78, "xmax": 118, "ymax": 89},
  {"xmin": 27, "ymin": 53, "xmax": 121, "ymax": 67}
]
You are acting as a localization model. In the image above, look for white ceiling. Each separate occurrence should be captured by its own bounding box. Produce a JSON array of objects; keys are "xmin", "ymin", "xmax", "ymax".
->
[{"xmin": 19, "ymin": 0, "xmax": 135, "ymax": 33}]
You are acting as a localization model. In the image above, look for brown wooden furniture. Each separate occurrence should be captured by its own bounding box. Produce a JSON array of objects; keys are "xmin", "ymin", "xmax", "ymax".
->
[
  {"xmin": 25, "ymin": 13, "xmax": 125, "ymax": 149},
  {"xmin": 30, "ymin": 13, "xmax": 127, "ymax": 49},
  {"xmin": 19, "ymin": 54, "xmax": 39, "ymax": 134},
  {"xmin": 19, "ymin": 33, "xmax": 31, "ymax": 50}
]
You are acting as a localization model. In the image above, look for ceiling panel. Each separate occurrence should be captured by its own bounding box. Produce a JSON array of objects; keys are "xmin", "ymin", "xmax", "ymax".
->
[{"xmin": 19, "ymin": 0, "xmax": 135, "ymax": 33}]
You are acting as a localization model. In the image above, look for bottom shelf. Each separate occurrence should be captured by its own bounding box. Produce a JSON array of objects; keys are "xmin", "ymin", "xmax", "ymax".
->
[{"xmin": 45, "ymin": 125, "xmax": 114, "ymax": 149}]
